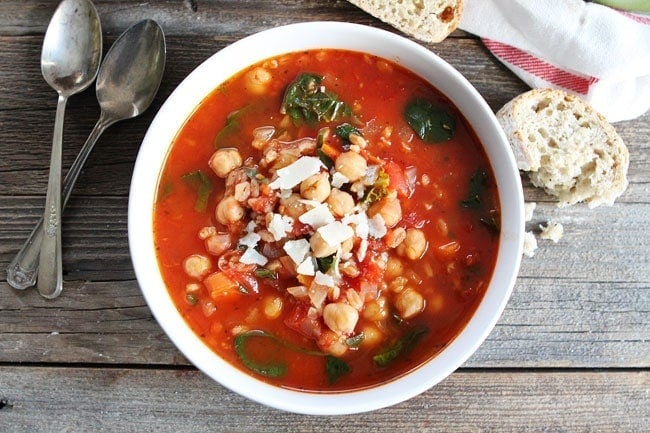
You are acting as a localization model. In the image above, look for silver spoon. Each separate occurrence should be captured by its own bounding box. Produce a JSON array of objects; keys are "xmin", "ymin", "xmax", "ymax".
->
[
  {"xmin": 6, "ymin": 19, "xmax": 166, "ymax": 297},
  {"xmin": 36, "ymin": 0, "xmax": 102, "ymax": 299}
]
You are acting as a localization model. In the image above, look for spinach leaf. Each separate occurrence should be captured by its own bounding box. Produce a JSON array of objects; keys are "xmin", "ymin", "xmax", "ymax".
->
[
  {"xmin": 360, "ymin": 168, "xmax": 390, "ymax": 205},
  {"xmin": 335, "ymin": 123, "xmax": 362, "ymax": 143},
  {"xmin": 181, "ymin": 170, "xmax": 213, "ymax": 213},
  {"xmin": 234, "ymin": 330, "xmax": 288, "ymax": 378},
  {"xmin": 254, "ymin": 267, "xmax": 277, "ymax": 279},
  {"xmin": 316, "ymin": 128, "xmax": 335, "ymax": 169},
  {"xmin": 317, "ymin": 148, "xmax": 335, "ymax": 170},
  {"xmin": 372, "ymin": 326, "xmax": 428, "ymax": 367},
  {"xmin": 345, "ymin": 333, "xmax": 365, "ymax": 348},
  {"xmin": 316, "ymin": 254, "xmax": 336, "ymax": 273},
  {"xmin": 480, "ymin": 215, "xmax": 500, "ymax": 235},
  {"xmin": 404, "ymin": 98, "xmax": 455, "ymax": 143},
  {"xmin": 325, "ymin": 355, "xmax": 351, "ymax": 384},
  {"xmin": 157, "ymin": 180, "xmax": 174, "ymax": 201},
  {"xmin": 460, "ymin": 169, "xmax": 488, "ymax": 209},
  {"xmin": 214, "ymin": 106, "xmax": 248, "ymax": 147},
  {"xmin": 281, "ymin": 73, "xmax": 350, "ymax": 125}
]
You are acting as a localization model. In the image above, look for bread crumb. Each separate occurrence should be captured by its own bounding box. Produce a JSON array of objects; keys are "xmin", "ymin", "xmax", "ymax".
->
[
  {"xmin": 540, "ymin": 221, "xmax": 563, "ymax": 243},
  {"xmin": 522, "ymin": 231, "xmax": 538, "ymax": 257},
  {"xmin": 524, "ymin": 202, "xmax": 536, "ymax": 222}
]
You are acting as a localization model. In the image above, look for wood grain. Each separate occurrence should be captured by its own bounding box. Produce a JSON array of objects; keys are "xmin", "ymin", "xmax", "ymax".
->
[
  {"xmin": 0, "ymin": 0, "xmax": 648, "ymax": 429},
  {"xmin": 0, "ymin": 367, "xmax": 647, "ymax": 432}
]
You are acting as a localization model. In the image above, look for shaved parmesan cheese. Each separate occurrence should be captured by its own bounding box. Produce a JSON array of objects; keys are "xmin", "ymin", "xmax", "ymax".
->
[
  {"xmin": 240, "ymin": 247, "xmax": 268, "ymax": 266},
  {"xmin": 368, "ymin": 214, "xmax": 387, "ymax": 238},
  {"xmin": 268, "ymin": 213, "xmax": 293, "ymax": 241},
  {"xmin": 283, "ymin": 239, "xmax": 311, "ymax": 265},
  {"xmin": 331, "ymin": 171, "xmax": 350, "ymax": 188},
  {"xmin": 279, "ymin": 188, "xmax": 293, "ymax": 199},
  {"xmin": 317, "ymin": 221, "xmax": 354, "ymax": 246},
  {"xmin": 343, "ymin": 211, "xmax": 369, "ymax": 240},
  {"xmin": 357, "ymin": 238, "xmax": 369, "ymax": 262},
  {"xmin": 299, "ymin": 202, "xmax": 335, "ymax": 229},
  {"xmin": 239, "ymin": 231, "xmax": 261, "ymax": 249},
  {"xmin": 245, "ymin": 220, "xmax": 257, "ymax": 233},
  {"xmin": 297, "ymin": 257, "xmax": 316, "ymax": 276},
  {"xmin": 314, "ymin": 271, "xmax": 335, "ymax": 287},
  {"xmin": 268, "ymin": 156, "xmax": 323, "ymax": 190}
]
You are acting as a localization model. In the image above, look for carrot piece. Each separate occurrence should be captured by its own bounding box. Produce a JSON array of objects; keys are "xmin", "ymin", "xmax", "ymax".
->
[
  {"xmin": 204, "ymin": 271, "xmax": 240, "ymax": 299},
  {"xmin": 320, "ymin": 141, "xmax": 341, "ymax": 160},
  {"xmin": 296, "ymin": 274, "xmax": 314, "ymax": 287}
]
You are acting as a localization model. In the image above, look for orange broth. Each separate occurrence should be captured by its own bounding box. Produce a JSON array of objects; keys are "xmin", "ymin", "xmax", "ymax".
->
[{"xmin": 154, "ymin": 49, "xmax": 500, "ymax": 391}]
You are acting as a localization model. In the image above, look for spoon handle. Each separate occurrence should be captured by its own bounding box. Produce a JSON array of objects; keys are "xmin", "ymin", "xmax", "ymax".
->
[
  {"xmin": 36, "ymin": 94, "xmax": 67, "ymax": 298},
  {"xmin": 6, "ymin": 113, "xmax": 111, "ymax": 292}
]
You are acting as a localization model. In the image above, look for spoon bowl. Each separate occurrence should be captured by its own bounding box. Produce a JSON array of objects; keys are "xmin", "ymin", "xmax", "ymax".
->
[
  {"xmin": 6, "ymin": 19, "xmax": 166, "ymax": 295},
  {"xmin": 41, "ymin": 0, "xmax": 102, "ymax": 96},
  {"xmin": 96, "ymin": 20, "xmax": 166, "ymax": 121},
  {"xmin": 37, "ymin": 0, "xmax": 102, "ymax": 299}
]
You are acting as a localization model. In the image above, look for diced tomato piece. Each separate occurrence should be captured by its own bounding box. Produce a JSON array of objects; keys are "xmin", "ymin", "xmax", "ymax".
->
[
  {"xmin": 284, "ymin": 301, "xmax": 322, "ymax": 340},
  {"xmin": 247, "ymin": 194, "xmax": 278, "ymax": 213},
  {"xmin": 383, "ymin": 159, "xmax": 410, "ymax": 198},
  {"xmin": 290, "ymin": 220, "xmax": 312, "ymax": 238}
]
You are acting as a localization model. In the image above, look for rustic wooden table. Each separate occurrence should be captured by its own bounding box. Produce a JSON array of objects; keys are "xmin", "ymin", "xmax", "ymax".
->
[{"xmin": 1, "ymin": 1, "xmax": 648, "ymax": 431}]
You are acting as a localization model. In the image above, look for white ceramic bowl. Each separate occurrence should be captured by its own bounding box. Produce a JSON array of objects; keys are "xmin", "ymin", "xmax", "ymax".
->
[{"xmin": 129, "ymin": 21, "xmax": 524, "ymax": 415}]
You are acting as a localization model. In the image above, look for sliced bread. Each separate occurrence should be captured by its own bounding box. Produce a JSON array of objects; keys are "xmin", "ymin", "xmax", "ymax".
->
[
  {"xmin": 497, "ymin": 88, "xmax": 629, "ymax": 208},
  {"xmin": 347, "ymin": 0, "xmax": 463, "ymax": 43}
]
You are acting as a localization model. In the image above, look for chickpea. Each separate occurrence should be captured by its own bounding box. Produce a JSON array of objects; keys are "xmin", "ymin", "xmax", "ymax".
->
[
  {"xmin": 348, "ymin": 132, "xmax": 368, "ymax": 149},
  {"xmin": 335, "ymin": 151, "xmax": 367, "ymax": 181},
  {"xmin": 209, "ymin": 148, "xmax": 243, "ymax": 178},
  {"xmin": 384, "ymin": 256, "xmax": 404, "ymax": 281},
  {"xmin": 360, "ymin": 324, "xmax": 383, "ymax": 347},
  {"xmin": 205, "ymin": 232, "xmax": 232, "ymax": 256},
  {"xmin": 279, "ymin": 193, "xmax": 308, "ymax": 219},
  {"xmin": 198, "ymin": 226, "xmax": 217, "ymax": 240},
  {"xmin": 327, "ymin": 188, "xmax": 355, "ymax": 217},
  {"xmin": 244, "ymin": 66, "xmax": 272, "ymax": 95},
  {"xmin": 388, "ymin": 276, "xmax": 408, "ymax": 293},
  {"xmin": 399, "ymin": 228, "xmax": 427, "ymax": 260},
  {"xmin": 309, "ymin": 231, "xmax": 337, "ymax": 258},
  {"xmin": 323, "ymin": 302, "xmax": 359, "ymax": 335},
  {"xmin": 367, "ymin": 196, "xmax": 402, "ymax": 228},
  {"xmin": 345, "ymin": 288, "xmax": 364, "ymax": 311},
  {"xmin": 215, "ymin": 196, "xmax": 245, "ymax": 225},
  {"xmin": 341, "ymin": 237, "xmax": 354, "ymax": 255},
  {"xmin": 182, "ymin": 254, "xmax": 211, "ymax": 280},
  {"xmin": 300, "ymin": 171, "xmax": 331, "ymax": 202},
  {"xmin": 263, "ymin": 296, "xmax": 283, "ymax": 319},
  {"xmin": 394, "ymin": 287, "xmax": 425, "ymax": 319},
  {"xmin": 318, "ymin": 329, "xmax": 348, "ymax": 357},
  {"xmin": 363, "ymin": 296, "xmax": 389, "ymax": 321},
  {"xmin": 385, "ymin": 227, "xmax": 406, "ymax": 249}
]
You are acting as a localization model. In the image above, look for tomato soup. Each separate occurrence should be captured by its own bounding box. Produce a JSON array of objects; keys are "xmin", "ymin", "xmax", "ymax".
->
[{"xmin": 154, "ymin": 49, "xmax": 500, "ymax": 391}]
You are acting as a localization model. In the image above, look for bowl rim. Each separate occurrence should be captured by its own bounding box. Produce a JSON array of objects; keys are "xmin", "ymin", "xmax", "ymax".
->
[{"xmin": 128, "ymin": 21, "xmax": 524, "ymax": 415}]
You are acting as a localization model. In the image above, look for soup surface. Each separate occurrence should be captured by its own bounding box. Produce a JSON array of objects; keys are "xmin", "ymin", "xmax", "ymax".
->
[{"xmin": 154, "ymin": 49, "xmax": 500, "ymax": 391}]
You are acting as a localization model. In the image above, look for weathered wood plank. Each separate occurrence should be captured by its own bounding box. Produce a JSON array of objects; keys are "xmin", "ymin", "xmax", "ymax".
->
[
  {"xmin": 1, "ymin": 0, "xmax": 466, "ymax": 39},
  {"xmin": 1, "ymin": 200, "xmax": 648, "ymax": 368},
  {"xmin": 0, "ymin": 367, "xmax": 646, "ymax": 432}
]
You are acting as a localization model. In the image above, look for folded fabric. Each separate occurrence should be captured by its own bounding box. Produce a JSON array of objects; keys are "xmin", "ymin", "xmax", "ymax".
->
[{"xmin": 459, "ymin": 0, "xmax": 650, "ymax": 122}]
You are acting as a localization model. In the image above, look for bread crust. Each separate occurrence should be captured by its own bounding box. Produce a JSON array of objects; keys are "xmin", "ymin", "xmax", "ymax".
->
[
  {"xmin": 496, "ymin": 88, "xmax": 629, "ymax": 208},
  {"xmin": 348, "ymin": 0, "xmax": 463, "ymax": 43}
]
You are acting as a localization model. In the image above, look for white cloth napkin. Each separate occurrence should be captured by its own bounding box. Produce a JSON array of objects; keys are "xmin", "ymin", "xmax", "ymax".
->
[{"xmin": 458, "ymin": 0, "xmax": 650, "ymax": 122}]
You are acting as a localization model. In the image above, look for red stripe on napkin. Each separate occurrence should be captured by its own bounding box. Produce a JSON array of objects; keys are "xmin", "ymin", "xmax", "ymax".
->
[
  {"xmin": 482, "ymin": 39, "xmax": 599, "ymax": 95},
  {"xmin": 618, "ymin": 11, "xmax": 650, "ymax": 25}
]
